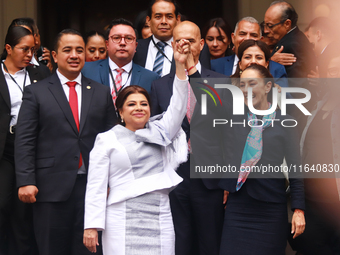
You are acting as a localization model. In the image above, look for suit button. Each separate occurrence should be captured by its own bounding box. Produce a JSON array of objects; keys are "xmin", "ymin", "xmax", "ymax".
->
[{"xmin": 74, "ymin": 156, "xmax": 78, "ymax": 161}]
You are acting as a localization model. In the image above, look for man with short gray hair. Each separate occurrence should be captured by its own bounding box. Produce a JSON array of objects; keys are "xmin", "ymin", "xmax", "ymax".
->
[{"xmin": 211, "ymin": 16, "xmax": 287, "ymax": 84}]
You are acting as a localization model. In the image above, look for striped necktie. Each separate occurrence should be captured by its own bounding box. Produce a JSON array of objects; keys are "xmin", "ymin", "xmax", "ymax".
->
[
  {"xmin": 153, "ymin": 41, "xmax": 166, "ymax": 76},
  {"xmin": 112, "ymin": 68, "xmax": 124, "ymax": 103}
]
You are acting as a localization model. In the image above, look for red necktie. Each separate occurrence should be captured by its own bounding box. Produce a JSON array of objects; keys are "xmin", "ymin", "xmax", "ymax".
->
[
  {"xmin": 111, "ymin": 68, "xmax": 124, "ymax": 103},
  {"xmin": 66, "ymin": 81, "xmax": 82, "ymax": 168}
]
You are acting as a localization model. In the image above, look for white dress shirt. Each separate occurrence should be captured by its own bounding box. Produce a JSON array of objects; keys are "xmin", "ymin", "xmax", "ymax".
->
[
  {"xmin": 108, "ymin": 58, "xmax": 133, "ymax": 93},
  {"xmin": 56, "ymin": 69, "xmax": 85, "ymax": 174},
  {"xmin": 145, "ymin": 35, "xmax": 173, "ymax": 77},
  {"xmin": 57, "ymin": 69, "xmax": 82, "ymax": 120},
  {"xmin": 232, "ymin": 55, "xmax": 239, "ymax": 75},
  {"xmin": 30, "ymin": 54, "xmax": 40, "ymax": 66},
  {"xmin": 1, "ymin": 62, "xmax": 31, "ymax": 126}
]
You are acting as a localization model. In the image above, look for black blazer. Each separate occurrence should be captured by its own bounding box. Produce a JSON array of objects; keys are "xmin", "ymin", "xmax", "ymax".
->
[
  {"xmin": 271, "ymin": 27, "xmax": 316, "ymax": 78},
  {"xmin": 218, "ymin": 110, "xmax": 305, "ymax": 210},
  {"xmin": 150, "ymin": 66, "xmax": 228, "ymax": 189},
  {"xmin": 184, "ymin": 75, "xmax": 305, "ymax": 210},
  {"xmin": 0, "ymin": 64, "xmax": 51, "ymax": 159},
  {"xmin": 133, "ymin": 36, "xmax": 211, "ymax": 71},
  {"xmin": 15, "ymin": 73, "xmax": 116, "ymax": 202}
]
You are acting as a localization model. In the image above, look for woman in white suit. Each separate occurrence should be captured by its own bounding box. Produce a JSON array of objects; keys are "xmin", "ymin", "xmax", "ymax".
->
[{"xmin": 83, "ymin": 39, "xmax": 191, "ymax": 255}]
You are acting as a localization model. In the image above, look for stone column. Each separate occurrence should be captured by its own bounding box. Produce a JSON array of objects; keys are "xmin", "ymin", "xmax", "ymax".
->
[{"xmin": 0, "ymin": 0, "xmax": 37, "ymax": 52}]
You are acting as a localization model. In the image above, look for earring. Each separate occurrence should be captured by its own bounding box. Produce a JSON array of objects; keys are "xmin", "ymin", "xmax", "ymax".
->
[{"xmin": 121, "ymin": 117, "xmax": 124, "ymax": 123}]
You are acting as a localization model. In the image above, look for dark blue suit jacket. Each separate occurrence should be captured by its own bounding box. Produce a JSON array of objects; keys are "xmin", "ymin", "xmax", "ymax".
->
[
  {"xmin": 81, "ymin": 58, "xmax": 160, "ymax": 93},
  {"xmin": 211, "ymin": 54, "xmax": 288, "ymax": 87}
]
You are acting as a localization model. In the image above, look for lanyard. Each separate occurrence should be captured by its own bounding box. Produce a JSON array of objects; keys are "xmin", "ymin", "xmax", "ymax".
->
[
  {"xmin": 151, "ymin": 37, "xmax": 172, "ymax": 63},
  {"xmin": 2, "ymin": 62, "xmax": 27, "ymax": 93},
  {"xmin": 108, "ymin": 67, "xmax": 133, "ymax": 96}
]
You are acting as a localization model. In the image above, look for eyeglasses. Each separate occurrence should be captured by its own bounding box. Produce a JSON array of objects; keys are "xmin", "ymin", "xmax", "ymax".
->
[
  {"xmin": 14, "ymin": 46, "xmax": 35, "ymax": 54},
  {"xmin": 328, "ymin": 67, "xmax": 340, "ymax": 77},
  {"xmin": 110, "ymin": 35, "xmax": 136, "ymax": 44},
  {"xmin": 261, "ymin": 20, "xmax": 286, "ymax": 30}
]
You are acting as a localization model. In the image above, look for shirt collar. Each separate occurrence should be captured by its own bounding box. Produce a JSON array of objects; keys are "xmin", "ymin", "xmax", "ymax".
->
[
  {"xmin": 1, "ymin": 60, "xmax": 27, "ymax": 77},
  {"xmin": 30, "ymin": 54, "xmax": 40, "ymax": 66},
  {"xmin": 108, "ymin": 57, "xmax": 133, "ymax": 73},
  {"xmin": 152, "ymin": 35, "xmax": 173, "ymax": 48},
  {"xmin": 321, "ymin": 44, "xmax": 328, "ymax": 55},
  {"xmin": 234, "ymin": 55, "xmax": 239, "ymax": 66},
  {"xmin": 287, "ymin": 26, "xmax": 297, "ymax": 34},
  {"xmin": 56, "ymin": 69, "xmax": 82, "ymax": 86},
  {"xmin": 196, "ymin": 61, "xmax": 202, "ymax": 74}
]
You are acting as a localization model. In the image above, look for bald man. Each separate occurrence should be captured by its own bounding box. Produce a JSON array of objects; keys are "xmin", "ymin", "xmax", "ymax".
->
[{"xmin": 150, "ymin": 21, "xmax": 227, "ymax": 255}]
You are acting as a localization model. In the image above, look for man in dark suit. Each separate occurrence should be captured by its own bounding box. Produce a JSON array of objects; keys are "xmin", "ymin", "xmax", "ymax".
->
[
  {"xmin": 264, "ymin": 1, "xmax": 316, "ymax": 78},
  {"xmin": 151, "ymin": 21, "xmax": 226, "ymax": 255},
  {"xmin": 211, "ymin": 16, "xmax": 287, "ymax": 87},
  {"xmin": 15, "ymin": 29, "xmax": 116, "ymax": 255},
  {"xmin": 133, "ymin": 0, "xmax": 211, "ymax": 76},
  {"xmin": 307, "ymin": 17, "xmax": 336, "ymax": 78},
  {"xmin": 82, "ymin": 18, "xmax": 159, "ymax": 95},
  {"xmin": 0, "ymin": 33, "xmax": 51, "ymax": 254}
]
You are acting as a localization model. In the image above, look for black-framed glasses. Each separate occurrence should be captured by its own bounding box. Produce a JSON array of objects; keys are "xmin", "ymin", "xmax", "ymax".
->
[
  {"xmin": 261, "ymin": 20, "xmax": 286, "ymax": 30},
  {"xmin": 328, "ymin": 67, "xmax": 340, "ymax": 77},
  {"xmin": 110, "ymin": 35, "xmax": 136, "ymax": 44},
  {"xmin": 14, "ymin": 46, "xmax": 35, "ymax": 54}
]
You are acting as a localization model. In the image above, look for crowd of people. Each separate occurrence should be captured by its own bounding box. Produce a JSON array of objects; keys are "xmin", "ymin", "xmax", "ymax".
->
[{"xmin": 0, "ymin": 0, "xmax": 339, "ymax": 254}]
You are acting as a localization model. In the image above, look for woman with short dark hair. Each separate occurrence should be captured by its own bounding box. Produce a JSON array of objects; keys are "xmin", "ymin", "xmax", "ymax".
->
[{"xmin": 84, "ymin": 38, "xmax": 190, "ymax": 254}]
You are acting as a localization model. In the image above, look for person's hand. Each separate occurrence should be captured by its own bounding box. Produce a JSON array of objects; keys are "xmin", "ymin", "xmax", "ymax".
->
[
  {"xmin": 291, "ymin": 209, "xmax": 305, "ymax": 239},
  {"xmin": 18, "ymin": 185, "xmax": 38, "ymax": 203},
  {"xmin": 223, "ymin": 190, "xmax": 229, "ymax": 209},
  {"xmin": 307, "ymin": 67, "xmax": 319, "ymax": 86},
  {"xmin": 173, "ymin": 39, "xmax": 191, "ymax": 65},
  {"xmin": 42, "ymin": 47, "xmax": 53, "ymax": 72},
  {"xmin": 271, "ymin": 46, "xmax": 296, "ymax": 66},
  {"xmin": 173, "ymin": 39, "xmax": 191, "ymax": 79},
  {"xmin": 83, "ymin": 228, "xmax": 99, "ymax": 253}
]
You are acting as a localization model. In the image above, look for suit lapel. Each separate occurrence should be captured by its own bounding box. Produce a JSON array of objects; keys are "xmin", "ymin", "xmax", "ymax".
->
[
  {"xmin": 0, "ymin": 68, "xmax": 11, "ymax": 109},
  {"xmin": 225, "ymin": 55, "xmax": 235, "ymax": 76},
  {"xmin": 130, "ymin": 63, "xmax": 141, "ymax": 85},
  {"xmin": 191, "ymin": 68, "xmax": 211, "ymax": 121},
  {"xmin": 48, "ymin": 74, "xmax": 79, "ymax": 135},
  {"xmin": 27, "ymin": 65, "xmax": 40, "ymax": 84},
  {"xmin": 99, "ymin": 59, "xmax": 110, "ymax": 87},
  {"xmin": 79, "ymin": 76, "xmax": 94, "ymax": 134},
  {"xmin": 141, "ymin": 37, "xmax": 152, "ymax": 67}
]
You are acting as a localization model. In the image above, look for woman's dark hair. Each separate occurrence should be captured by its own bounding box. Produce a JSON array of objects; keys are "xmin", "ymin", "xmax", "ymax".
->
[
  {"xmin": 115, "ymin": 85, "xmax": 151, "ymax": 124},
  {"xmin": 1, "ymin": 26, "xmax": 32, "ymax": 60},
  {"xmin": 203, "ymin": 17, "xmax": 232, "ymax": 43},
  {"xmin": 242, "ymin": 64, "xmax": 274, "ymax": 103},
  {"xmin": 231, "ymin": 39, "xmax": 271, "ymax": 78},
  {"xmin": 134, "ymin": 10, "xmax": 149, "ymax": 40},
  {"xmin": 237, "ymin": 39, "xmax": 271, "ymax": 63},
  {"xmin": 84, "ymin": 31, "xmax": 105, "ymax": 45},
  {"xmin": 8, "ymin": 17, "xmax": 36, "ymax": 35}
]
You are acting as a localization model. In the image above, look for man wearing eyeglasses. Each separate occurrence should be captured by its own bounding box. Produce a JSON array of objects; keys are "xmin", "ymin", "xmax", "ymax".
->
[
  {"xmin": 82, "ymin": 18, "xmax": 160, "ymax": 100},
  {"xmin": 264, "ymin": 0, "xmax": 316, "ymax": 79}
]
